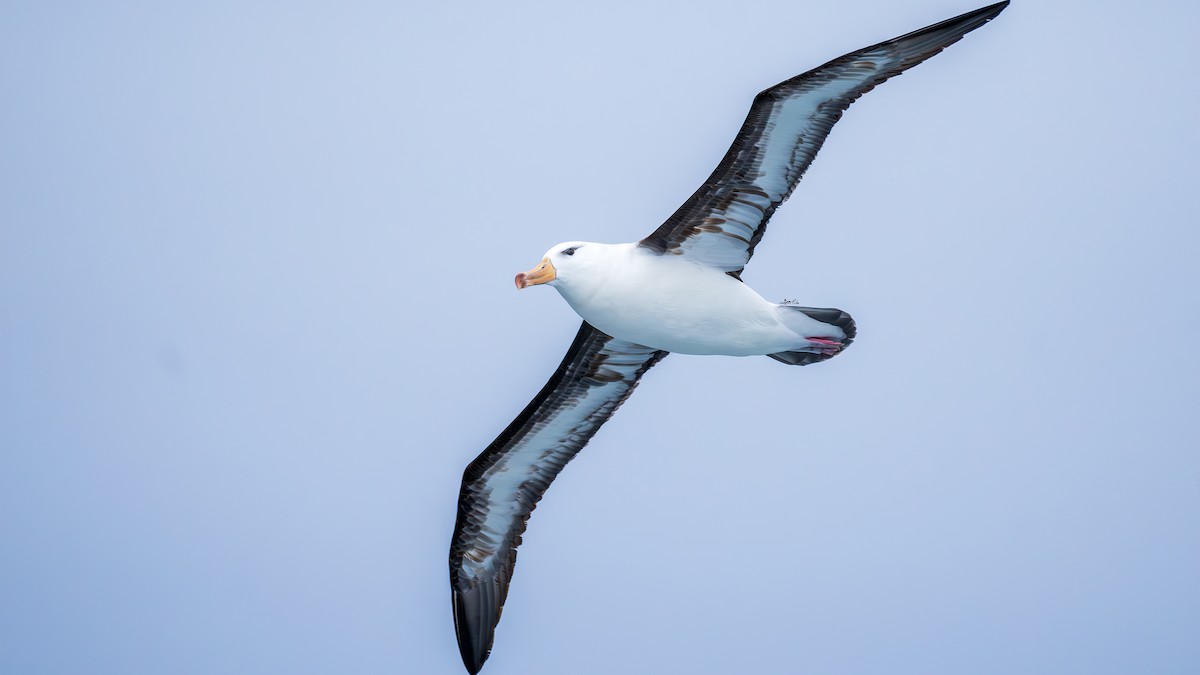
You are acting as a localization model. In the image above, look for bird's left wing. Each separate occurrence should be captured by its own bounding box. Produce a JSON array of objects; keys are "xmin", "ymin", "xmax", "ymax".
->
[
  {"xmin": 449, "ymin": 322, "xmax": 667, "ymax": 674},
  {"xmin": 639, "ymin": 1, "xmax": 1008, "ymax": 274}
]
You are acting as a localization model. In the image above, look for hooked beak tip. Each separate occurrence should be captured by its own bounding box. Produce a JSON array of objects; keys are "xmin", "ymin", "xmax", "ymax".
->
[{"xmin": 516, "ymin": 257, "xmax": 555, "ymax": 289}]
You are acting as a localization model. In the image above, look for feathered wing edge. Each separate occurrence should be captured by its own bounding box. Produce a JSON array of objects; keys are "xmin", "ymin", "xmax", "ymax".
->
[
  {"xmin": 449, "ymin": 322, "xmax": 667, "ymax": 673},
  {"xmin": 639, "ymin": 1, "xmax": 1008, "ymax": 273}
]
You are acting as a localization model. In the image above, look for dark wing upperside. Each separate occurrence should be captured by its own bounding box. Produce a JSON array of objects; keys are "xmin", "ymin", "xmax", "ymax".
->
[
  {"xmin": 639, "ymin": 1, "xmax": 1008, "ymax": 273},
  {"xmin": 449, "ymin": 322, "xmax": 667, "ymax": 674}
]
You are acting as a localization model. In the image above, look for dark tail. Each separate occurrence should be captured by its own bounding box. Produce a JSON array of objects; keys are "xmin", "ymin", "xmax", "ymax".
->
[{"xmin": 768, "ymin": 306, "xmax": 856, "ymax": 366}]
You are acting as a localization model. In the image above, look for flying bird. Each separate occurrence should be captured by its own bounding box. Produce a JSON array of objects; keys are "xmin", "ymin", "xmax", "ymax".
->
[{"xmin": 449, "ymin": 3, "xmax": 1008, "ymax": 672}]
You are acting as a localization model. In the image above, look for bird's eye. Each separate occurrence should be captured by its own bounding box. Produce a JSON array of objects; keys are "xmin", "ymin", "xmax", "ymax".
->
[{"xmin": 562, "ymin": 247, "xmax": 576, "ymax": 256}]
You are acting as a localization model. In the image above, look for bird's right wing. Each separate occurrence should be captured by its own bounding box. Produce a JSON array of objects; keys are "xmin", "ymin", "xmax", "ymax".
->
[
  {"xmin": 639, "ymin": 1, "xmax": 1008, "ymax": 274},
  {"xmin": 449, "ymin": 322, "xmax": 667, "ymax": 674}
]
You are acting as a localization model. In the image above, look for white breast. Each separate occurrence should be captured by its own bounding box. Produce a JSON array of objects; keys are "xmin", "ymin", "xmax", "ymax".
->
[{"xmin": 552, "ymin": 245, "xmax": 801, "ymax": 356}]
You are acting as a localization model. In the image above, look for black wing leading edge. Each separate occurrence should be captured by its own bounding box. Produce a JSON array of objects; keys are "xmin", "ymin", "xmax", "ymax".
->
[
  {"xmin": 449, "ymin": 323, "xmax": 667, "ymax": 673},
  {"xmin": 639, "ymin": 1, "xmax": 1009, "ymax": 274}
]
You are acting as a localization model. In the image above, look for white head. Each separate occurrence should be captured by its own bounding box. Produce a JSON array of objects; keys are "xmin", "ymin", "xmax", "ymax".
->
[{"xmin": 514, "ymin": 241, "xmax": 608, "ymax": 292}]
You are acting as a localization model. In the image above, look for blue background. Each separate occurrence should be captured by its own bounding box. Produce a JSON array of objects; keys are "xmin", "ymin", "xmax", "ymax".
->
[{"xmin": 3, "ymin": 1, "xmax": 1197, "ymax": 673}]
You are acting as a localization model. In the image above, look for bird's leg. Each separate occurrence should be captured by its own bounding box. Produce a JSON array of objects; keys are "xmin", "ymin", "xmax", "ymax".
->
[{"xmin": 805, "ymin": 337, "xmax": 843, "ymax": 356}]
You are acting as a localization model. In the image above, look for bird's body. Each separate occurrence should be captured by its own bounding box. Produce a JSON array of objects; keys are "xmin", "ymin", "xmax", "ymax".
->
[
  {"xmin": 545, "ymin": 242, "xmax": 846, "ymax": 356},
  {"xmin": 448, "ymin": 3, "xmax": 1010, "ymax": 672}
]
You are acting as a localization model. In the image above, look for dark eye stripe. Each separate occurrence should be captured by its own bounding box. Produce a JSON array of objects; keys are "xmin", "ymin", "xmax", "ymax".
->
[{"xmin": 562, "ymin": 247, "xmax": 576, "ymax": 256}]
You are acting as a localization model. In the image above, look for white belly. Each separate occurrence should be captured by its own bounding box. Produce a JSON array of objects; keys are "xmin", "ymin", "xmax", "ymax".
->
[{"xmin": 555, "ymin": 251, "xmax": 800, "ymax": 356}]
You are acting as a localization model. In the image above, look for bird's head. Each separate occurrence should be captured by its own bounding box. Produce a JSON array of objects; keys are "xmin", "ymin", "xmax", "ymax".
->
[{"xmin": 514, "ymin": 241, "xmax": 596, "ymax": 291}]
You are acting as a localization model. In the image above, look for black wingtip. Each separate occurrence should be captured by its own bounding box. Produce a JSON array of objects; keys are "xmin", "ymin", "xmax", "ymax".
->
[
  {"xmin": 923, "ymin": 1, "xmax": 1010, "ymax": 37},
  {"xmin": 453, "ymin": 585, "xmax": 498, "ymax": 674},
  {"xmin": 972, "ymin": 1, "xmax": 1010, "ymax": 25},
  {"xmin": 461, "ymin": 653, "xmax": 485, "ymax": 675},
  {"xmin": 882, "ymin": 1, "xmax": 1009, "ymax": 55},
  {"xmin": 939, "ymin": 1, "xmax": 1009, "ymax": 26}
]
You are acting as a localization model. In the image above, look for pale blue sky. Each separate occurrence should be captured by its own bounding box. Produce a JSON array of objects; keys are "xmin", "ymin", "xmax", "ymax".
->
[{"xmin": 2, "ymin": 1, "xmax": 1198, "ymax": 674}]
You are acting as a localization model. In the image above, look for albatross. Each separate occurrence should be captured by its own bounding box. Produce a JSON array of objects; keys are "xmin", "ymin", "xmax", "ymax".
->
[{"xmin": 449, "ymin": 3, "xmax": 1008, "ymax": 672}]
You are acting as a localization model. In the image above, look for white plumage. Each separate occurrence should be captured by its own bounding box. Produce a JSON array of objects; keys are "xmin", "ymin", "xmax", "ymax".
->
[{"xmin": 538, "ymin": 241, "xmax": 849, "ymax": 356}]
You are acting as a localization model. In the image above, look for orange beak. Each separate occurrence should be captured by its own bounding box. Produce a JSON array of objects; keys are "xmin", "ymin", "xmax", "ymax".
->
[{"xmin": 514, "ymin": 257, "xmax": 556, "ymax": 289}]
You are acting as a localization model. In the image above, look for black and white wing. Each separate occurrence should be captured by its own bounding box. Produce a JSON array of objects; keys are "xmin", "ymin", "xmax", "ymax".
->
[
  {"xmin": 639, "ymin": 1, "xmax": 1008, "ymax": 274},
  {"xmin": 449, "ymin": 323, "xmax": 667, "ymax": 674}
]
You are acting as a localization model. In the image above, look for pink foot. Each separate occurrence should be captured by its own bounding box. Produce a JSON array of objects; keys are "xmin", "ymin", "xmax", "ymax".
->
[{"xmin": 805, "ymin": 337, "xmax": 843, "ymax": 356}]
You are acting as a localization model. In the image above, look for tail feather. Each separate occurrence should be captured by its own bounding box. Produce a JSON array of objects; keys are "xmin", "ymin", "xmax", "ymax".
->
[{"xmin": 769, "ymin": 305, "xmax": 856, "ymax": 366}]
